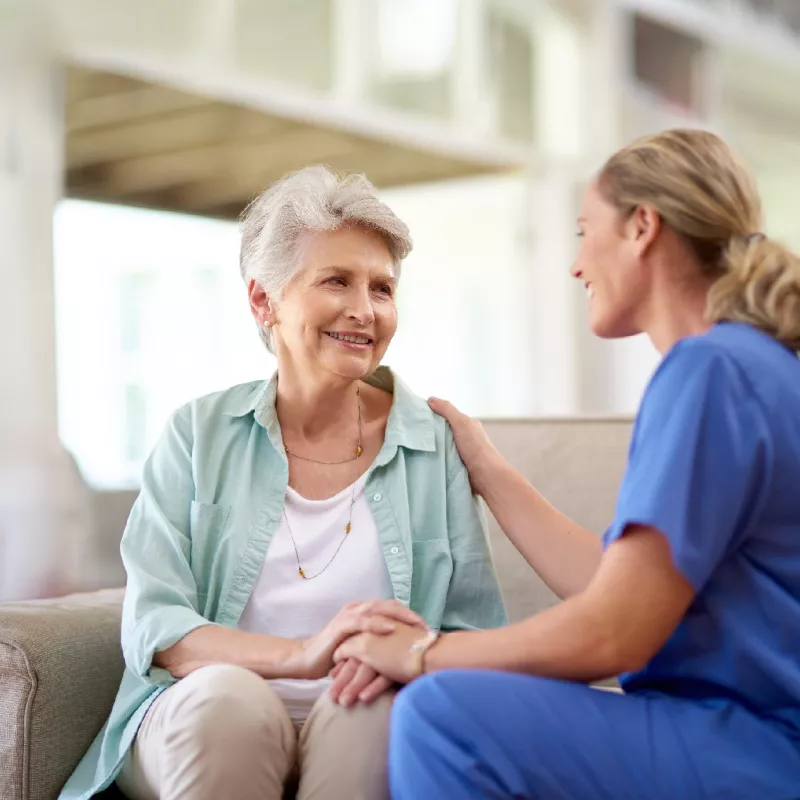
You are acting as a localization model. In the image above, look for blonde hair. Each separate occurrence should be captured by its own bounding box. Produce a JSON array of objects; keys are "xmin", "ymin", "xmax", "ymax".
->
[
  {"xmin": 598, "ymin": 129, "xmax": 800, "ymax": 351},
  {"xmin": 239, "ymin": 165, "xmax": 412, "ymax": 353}
]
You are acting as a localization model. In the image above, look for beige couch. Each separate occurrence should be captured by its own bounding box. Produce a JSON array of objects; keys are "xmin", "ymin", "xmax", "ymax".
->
[{"xmin": 0, "ymin": 417, "xmax": 632, "ymax": 800}]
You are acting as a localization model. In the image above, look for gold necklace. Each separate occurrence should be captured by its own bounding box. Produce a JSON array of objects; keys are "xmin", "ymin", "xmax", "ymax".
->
[
  {"xmin": 283, "ymin": 481, "xmax": 357, "ymax": 579},
  {"xmin": 283, "ymin": 386, "xmax": 363, "ymax": 465}
]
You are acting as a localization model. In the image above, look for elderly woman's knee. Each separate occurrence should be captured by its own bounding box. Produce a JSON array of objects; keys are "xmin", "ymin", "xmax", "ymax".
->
[
  {"xmin": 303, "ymin": 688, "xmax": 395, "ymax": 744},
  {"xmin": 162, "ymin": 664, "xmax": 290, "ymax": 743}
]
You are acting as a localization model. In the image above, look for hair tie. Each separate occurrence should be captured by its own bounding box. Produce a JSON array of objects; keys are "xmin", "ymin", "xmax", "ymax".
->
[{"xmin": 746, "ymin": 232, "xmax": 766, "ymax": 244}]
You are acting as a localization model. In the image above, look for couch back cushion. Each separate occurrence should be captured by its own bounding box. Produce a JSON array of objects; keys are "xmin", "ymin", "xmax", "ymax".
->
[
  {"xmin": 89, "ymin": 419, "xmax": 633, "ymax": 622},
  {"xmin": 89, "ymin": 419, "xmax": 633, "ymax": 623},
  {"xmin": 481, "ymin": 418, "xmax": 632, "ymax": 621}
]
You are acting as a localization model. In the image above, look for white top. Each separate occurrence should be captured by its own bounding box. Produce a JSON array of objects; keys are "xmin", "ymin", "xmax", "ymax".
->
[{"xmin": 237, "ymin": 472, "xmax": 394, "ymax": 722}]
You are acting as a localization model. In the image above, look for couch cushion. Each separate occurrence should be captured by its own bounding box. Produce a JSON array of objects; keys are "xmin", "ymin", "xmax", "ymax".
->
[
  {"xmin": 481, "ymin": 418, "xmax": 632, "ymax": 622},
  {"xmin": 0, "ymin": 588, "xmax": 125, "ymax": 800},
  {"xmin": 85, "ymin": 420, "xmax": 634, "ymax": 624}
]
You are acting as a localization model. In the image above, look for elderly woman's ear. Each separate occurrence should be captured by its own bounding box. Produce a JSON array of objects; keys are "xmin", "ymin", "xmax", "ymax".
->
[{"xmin": 248, "ymin": 278, "xmax": 278, "ymax": 329}]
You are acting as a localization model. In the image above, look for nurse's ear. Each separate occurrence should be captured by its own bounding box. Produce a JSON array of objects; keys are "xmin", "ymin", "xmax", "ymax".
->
[{"xmin": 627, "ymin": 204, "xmax": 662, "ymax": 258}]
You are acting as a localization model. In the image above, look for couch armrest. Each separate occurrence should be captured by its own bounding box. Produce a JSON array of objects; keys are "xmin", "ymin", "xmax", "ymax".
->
[{"xmin": 0, "ymin": 588, "xmax": 125, "ymax": 800}]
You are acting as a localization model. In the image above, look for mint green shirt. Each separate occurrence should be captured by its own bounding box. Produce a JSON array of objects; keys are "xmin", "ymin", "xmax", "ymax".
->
[{"xmin": 60, "ymin": 367, "xmax": 507, "ymax": 799}]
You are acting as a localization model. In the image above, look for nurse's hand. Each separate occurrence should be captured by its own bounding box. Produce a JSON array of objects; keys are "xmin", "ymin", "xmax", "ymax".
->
[
  {"xmin": 333, "ymin": 621, "xmax": 431, "ymax": 685},
  {"xmin": 329, "ymin": 659, "xmax": 393, "ymax": 706},
  {"xmin": 296, "ymin": 600, "xmax": 425, "ymax": 680},
  {"xmin": 428, "ymin": 397, "xmax": 504, "ymax": 496}
]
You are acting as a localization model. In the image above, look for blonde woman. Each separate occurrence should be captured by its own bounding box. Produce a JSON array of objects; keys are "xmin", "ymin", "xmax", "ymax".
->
[
  {"xmin": 335, "ymin": 130, "xmax": 800, "ymax": 799},
  {"xmin": 59, "ymin": 166, "xmax": 506, "ymax": 800}
]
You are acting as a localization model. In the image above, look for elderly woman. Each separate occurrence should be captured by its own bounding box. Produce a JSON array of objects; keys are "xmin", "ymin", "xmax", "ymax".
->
[{"xmin": 59, "ymin": 166, "xmax": 506, "ymax": 800}]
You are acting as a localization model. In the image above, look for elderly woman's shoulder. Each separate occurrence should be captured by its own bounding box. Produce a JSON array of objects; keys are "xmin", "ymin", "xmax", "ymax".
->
[
  {"xmin": 426, "ymin": 410, "xmax": 461, "ymax": 464},
  {"xmin": 168, "ymin": 379, "xmax": 267, "ymax": 432}
]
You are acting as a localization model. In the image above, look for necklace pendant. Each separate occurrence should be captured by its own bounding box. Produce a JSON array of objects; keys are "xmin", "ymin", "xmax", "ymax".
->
[
  {"xmin": 298, "ymin": 567, "xmax": 306, "ymax": 579},
  {"xmin": 345, "ymin": 522, "xmax": 351, "ymax": 534},
  {"xmin": 356, "ymin": 445, "xmax": 363, "ymax": 458}
]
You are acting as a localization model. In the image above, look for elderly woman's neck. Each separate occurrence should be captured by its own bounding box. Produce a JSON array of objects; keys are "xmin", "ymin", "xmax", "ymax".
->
[{"xmin": 275, "ymin": 371, "xmax": 362, "ymax": 439}]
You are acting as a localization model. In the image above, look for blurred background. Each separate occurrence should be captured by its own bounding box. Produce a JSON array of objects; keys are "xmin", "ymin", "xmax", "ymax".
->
[{"xmin": 2, "ymin": 0, "xmax": 799, "ymax": 600}]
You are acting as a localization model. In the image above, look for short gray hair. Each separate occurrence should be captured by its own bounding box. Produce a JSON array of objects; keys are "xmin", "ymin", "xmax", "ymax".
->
[{"xmin": 239, "ymin": 165, "xmax": 413, "ymax": 353}]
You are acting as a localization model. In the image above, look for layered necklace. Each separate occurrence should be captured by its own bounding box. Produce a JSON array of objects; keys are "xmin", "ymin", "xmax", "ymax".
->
[{"xmin": 282, "ymin": 386, "xmax": 363, "ymax": 580}]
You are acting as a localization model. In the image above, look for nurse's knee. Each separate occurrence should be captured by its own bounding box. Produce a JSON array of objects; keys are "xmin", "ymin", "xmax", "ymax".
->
[{"xmin": 391, "ymin": 672, "xmax": 468, "ymax": 743}]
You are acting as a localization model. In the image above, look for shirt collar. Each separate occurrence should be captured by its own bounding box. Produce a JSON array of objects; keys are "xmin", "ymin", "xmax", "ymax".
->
[{"xmin": 222, "ymin": 366, "xmax": 436, "ymax": 454}]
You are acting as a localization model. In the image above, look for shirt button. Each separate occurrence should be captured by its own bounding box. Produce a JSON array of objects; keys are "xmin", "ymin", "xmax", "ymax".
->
[
  {"xmin": 373, "ymin": 493, "xmax": 382, "ymax": 502},
  {"xmin": 390, "ymin": 546, "xmax": 399, "ymax": 555}
]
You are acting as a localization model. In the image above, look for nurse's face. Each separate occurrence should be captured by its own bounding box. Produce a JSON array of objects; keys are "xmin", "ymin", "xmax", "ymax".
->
[{"xmin": 570, "ymin": 181, "xmax": 649, "ymax": 339}]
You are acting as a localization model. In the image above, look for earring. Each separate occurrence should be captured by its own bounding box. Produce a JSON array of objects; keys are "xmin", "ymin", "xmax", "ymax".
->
[{"xmin": 263, "ymin": 320, "xmax": 273, "ymax": 329}]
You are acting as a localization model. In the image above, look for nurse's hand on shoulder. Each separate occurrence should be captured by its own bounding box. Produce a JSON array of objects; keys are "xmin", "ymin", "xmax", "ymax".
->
[
  {"xmin": 428, "ymin": 397, "xmax": 502, "ymax": 496},
  {"xmin": 295, "ymin": 600, "xmax": 425, "ymax": 680}
]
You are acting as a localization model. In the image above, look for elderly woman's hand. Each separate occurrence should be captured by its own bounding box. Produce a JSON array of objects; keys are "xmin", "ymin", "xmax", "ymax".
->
[
  {"xmin": 428, "ymin": 397, "xmax": 503, "ymax": 496},
  {"xmin": 328, "ymin": 658, "xmax": 393, "ymax": 707},
  {"xmin": 295, "ymin": 600, "xmax": 425, "ymax": 680}
]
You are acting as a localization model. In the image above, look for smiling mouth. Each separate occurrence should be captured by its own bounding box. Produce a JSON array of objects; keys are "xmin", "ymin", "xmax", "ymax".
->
[{"xmin": 324, "ymin": 331, "xmax": 374, "ymax": 346}]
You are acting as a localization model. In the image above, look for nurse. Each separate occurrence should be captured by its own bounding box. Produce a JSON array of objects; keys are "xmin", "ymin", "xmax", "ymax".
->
[{"xmin": 333, "ymin": 129, "xmax": 800, "ymax": 798}]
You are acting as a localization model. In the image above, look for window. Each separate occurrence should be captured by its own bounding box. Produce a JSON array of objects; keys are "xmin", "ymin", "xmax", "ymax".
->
[
  {"xmin": 54, "ymin": 200, "xmax": 270, "ymax": 488},
  {"xmin": 486, "ymin": 9, "xmax": 535, "ymax": 142},
  {"xmin": 120, "ymin": 272, "xmax": 156, "ymax": 355},
  {"xmin": 235, "ymin": 0, "xmax": 335, "ymax": 93},
  {"xmin": 632, "ymin": 15, "xmax": 706, "ymax": 115},
  {"xmin": 367, "ymin": 0, "xmax": 457, "ymax": 119}
]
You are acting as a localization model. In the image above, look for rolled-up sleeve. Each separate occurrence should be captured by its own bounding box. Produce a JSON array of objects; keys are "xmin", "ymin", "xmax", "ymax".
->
[
  {"xmin": 440, "ymin": 425, "xmax": 508, "ymax": 631},
  {"xmin": 120, "ymin": 404, "xmax": 216, "ymax": 684}
]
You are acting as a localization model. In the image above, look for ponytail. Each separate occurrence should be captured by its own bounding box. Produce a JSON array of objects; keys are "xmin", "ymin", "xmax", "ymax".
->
[{"xmin": 707, "ymin": 235, "xmax": 800, "ymax": 352}]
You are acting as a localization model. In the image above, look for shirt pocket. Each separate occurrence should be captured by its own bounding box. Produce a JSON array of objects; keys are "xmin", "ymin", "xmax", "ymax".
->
[
  {"xmin": 189, "ymin": 501, "xmax": 232, "ymax": 598},
  {"xmin": 410, "ymin": 538, "xmax": 453, "ymax": 628}
]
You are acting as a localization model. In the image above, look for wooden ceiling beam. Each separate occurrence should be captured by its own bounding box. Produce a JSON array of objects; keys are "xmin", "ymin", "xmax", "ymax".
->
[
  {"xmin": 65, "ymin": 69, "xmax": 145, "ymax": 105},
  {"xmin": 63, "ymin": 67, "xmax": 516, "ymax": 218},
  {"xmin": 67, "ymin": 102, "xmax": 296, "ymax": 169},
  {"xmin": 67, "ymin": 84, "xmax": 211, "ymax": 133},
  {"xmin": 87, "ymin": 125, "xmax": 357, "ymax": 200},
  {"xmin": 67, "ymin": 105, "xmax": 227, "ymax": 168},
  {"xmin": 172, "ymin": 125, "xmax": 392, "ymax": 209}
]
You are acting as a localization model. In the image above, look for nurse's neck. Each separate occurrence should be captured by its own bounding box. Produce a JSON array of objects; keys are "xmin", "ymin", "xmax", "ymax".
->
[{"xmin": 637, "ymin": 257, "xmax": 714, "ymax": 355}]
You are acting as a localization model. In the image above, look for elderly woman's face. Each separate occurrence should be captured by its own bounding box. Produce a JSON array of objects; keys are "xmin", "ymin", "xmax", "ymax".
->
[{"xmin": 269, "ymin": 225, "xmax": 398, "ymax": 379}]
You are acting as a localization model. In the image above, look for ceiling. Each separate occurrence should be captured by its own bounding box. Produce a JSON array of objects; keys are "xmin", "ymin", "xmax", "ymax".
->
[{"xmin": 65, "ymin": 66, "xmax": 517, "ymax": 220}]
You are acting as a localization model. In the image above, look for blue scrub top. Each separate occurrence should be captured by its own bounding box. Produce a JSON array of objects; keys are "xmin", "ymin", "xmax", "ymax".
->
[{"xmin": 603, "ymin": 322, "xmax": 800, "ymax": 735}]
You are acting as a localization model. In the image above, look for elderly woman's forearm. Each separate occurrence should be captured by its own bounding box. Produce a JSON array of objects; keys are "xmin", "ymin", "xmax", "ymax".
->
[
  {"xmin": 479, "ymin": 458, "xmax": 602, "ymax": 599},
  {"xmin": 152, "ymin": 624, "xmax": 304, "ymax": 680}
]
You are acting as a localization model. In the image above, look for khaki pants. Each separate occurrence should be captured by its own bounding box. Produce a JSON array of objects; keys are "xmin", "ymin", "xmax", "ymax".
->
[{"xmin": 116, "ymin": 664, "xmax": 393, "ymax": 800}]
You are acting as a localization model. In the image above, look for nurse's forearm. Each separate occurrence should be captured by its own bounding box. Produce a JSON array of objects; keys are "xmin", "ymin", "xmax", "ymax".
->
[
  {"xmin": 153, "ymin": 624, "xmax": 305, "ymax": 680},
  {"xmin": 478, "ymin": 456, "xmax": 602, "ymax": 599},
  {"xmin": 424, "ymin": 594, "xmax": 625, "ymax": 683}
]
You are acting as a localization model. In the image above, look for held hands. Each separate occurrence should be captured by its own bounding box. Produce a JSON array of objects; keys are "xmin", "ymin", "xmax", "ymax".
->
[
  {"xmin": 428, "ymin": 397, "xmax": 501, "ymax": 496},
  {"xmin": 332, "ymin": 620, "xmax": 432, "ymax": 686},
  {"xmin": 296, "ymin": 599, "xmax": 426, "ymax": 681}
]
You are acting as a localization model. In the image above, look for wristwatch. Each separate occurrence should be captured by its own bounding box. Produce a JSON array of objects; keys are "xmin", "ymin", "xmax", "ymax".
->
[{"xmin": 409, "ymin": 628, "xmax": 440, "ymax": 678}]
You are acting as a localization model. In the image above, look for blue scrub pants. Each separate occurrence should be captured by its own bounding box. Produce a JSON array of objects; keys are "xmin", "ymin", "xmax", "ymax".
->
[{"xmin": 389, "ymin": 670, "xmax": 800, "ymax": 800}]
